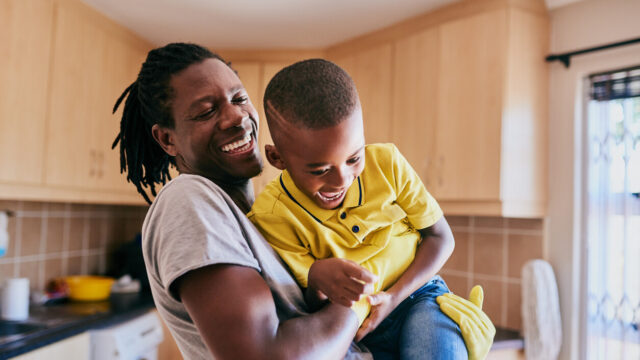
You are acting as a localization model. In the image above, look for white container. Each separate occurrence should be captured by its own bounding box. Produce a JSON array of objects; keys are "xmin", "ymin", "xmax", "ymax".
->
[{"xmin": 1, "ymin": 277, "xmax": 30, "ymax": 320}]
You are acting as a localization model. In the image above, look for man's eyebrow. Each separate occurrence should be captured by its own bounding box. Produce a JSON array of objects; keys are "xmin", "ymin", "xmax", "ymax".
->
[{"xmin": 305, "ymin": 146, "xmax": 365, "ymax": 168}]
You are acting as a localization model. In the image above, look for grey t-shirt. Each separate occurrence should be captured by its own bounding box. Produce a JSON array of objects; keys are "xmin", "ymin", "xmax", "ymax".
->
[{"xmin": 142, "ymin": 174, "xmax": 369, "ymax": 359}]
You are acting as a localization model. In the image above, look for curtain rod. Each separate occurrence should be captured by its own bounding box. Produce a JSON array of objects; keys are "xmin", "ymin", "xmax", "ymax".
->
[{"xmin": 546, "ymin": 37, "xmax": 640, "ymax": 68}]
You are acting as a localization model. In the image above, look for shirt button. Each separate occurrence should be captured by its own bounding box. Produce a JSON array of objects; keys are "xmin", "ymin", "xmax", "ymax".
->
[
  {"xmin": 352, "ymin": 225, "xmax": 360, "ymax": 233},
  {"xmin": 340, "ymin": 212, "xmax": 346, "ymax": 219}
]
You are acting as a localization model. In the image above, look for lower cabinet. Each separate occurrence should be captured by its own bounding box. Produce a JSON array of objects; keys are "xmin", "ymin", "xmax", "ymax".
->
[{"xmin": 13, "ymin": 332, "xmax": 89, "ymax": 360}]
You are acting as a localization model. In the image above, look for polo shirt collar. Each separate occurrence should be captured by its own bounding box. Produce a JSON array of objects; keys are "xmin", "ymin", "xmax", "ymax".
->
[{"xmin": 280, "ymin": 170, "xmax": 364, "ymax": 223}]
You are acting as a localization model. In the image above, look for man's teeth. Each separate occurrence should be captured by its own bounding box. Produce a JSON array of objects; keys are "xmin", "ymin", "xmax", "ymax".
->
[
  {"xmin": 221, "ymin": 134, "xmax": 251, "ymax": 153},
  {"xmin": 318, "ymin": 190, "xmax": 344, "ymax": 201}
]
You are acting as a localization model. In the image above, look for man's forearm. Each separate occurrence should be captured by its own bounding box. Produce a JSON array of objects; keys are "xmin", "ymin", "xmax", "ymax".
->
[{"xmin": 275, "ymin": 303, "xmax": 358, "ymax": 359}]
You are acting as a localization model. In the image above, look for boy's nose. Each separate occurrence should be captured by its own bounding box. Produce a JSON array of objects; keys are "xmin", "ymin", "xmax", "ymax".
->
[{"xmin": 328, "ymin": 167, "xmax": 352, "ymax": 188}]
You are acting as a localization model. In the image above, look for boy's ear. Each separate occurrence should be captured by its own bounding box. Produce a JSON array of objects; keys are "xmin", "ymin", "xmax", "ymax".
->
[
  {"xmin": 151, "ymin": 124, "xmax": 178, "ymax": 157},
  {"xmin": 265, "ymin": 144, "xmax": 286, "ymax": 170}
]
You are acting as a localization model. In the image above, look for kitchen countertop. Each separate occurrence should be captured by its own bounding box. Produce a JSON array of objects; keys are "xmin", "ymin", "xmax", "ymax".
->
[
  {"xmin": 0, "ymin": 293, "xmax": 155, "ymax": 359},
  {"xmin": 492, "ymin": 327, "xmax": 524, "ymax": 351},
  {"xmin": 1, "ymin": 292, "xmax": 523, "ymax": 358}
]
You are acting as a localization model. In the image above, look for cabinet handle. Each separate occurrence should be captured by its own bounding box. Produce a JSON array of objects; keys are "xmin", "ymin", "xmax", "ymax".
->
[{"xmin": 89, "ymin": 150, "xmax": 96, "ymax": 177}]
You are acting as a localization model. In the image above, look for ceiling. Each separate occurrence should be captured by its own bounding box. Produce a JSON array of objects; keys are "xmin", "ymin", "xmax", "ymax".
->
[{"xmin": 80, "ymin": 0, "xmax": 583, "ymax": 49}]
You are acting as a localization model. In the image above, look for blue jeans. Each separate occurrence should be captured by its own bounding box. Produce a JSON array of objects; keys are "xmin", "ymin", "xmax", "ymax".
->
[{"xmin": 360, "ymin": 276, "xmax": 467, "ymax": 360}]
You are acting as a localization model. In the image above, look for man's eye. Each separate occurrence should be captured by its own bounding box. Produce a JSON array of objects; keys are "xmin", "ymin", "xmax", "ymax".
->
[
  {"xmin": 195, "ymin": 107, "xmax": 215, "ymax": 120},
  {"xmin": 310, "ymin": 169, "xmax": 329, "ymax": 176},
  {"xmin": 347, "ymin": 156, "xmax": 361, "ymax": 165},
  {"xmin": 233, "ymin": 96, "xmax": 249, "ymax": 104}
]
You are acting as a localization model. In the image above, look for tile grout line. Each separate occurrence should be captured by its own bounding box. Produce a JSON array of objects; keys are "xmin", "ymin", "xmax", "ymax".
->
[
  {"xmin": 38, "ymin": 203, "xmax": 49, "ymax": 290},
  {"xmin": 80, "ymin": 212, "xmax": 90, "ymax": 274},
  {"xmin": 468, "ymin": 216, "xmax": 475, "ymax": 293},
  {"xmin": 12, "ymin": 201, "xmax": 24, "ymax": 278},
  {"xmin": 61, "ymin": 204, "xmax": 71, "ymax": 275},
  {"xmin": 501, "ymin": 218, "xmax": 509, "ymax": 327}
]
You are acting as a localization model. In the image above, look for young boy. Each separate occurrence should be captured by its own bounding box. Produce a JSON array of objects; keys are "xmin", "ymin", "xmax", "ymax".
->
[{"xmin": 248, "ymin": 59, "xmax": 467, "ymax": 359}]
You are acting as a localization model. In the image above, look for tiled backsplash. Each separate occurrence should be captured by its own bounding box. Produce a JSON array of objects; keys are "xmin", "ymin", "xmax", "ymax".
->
[
  {"xmin": 440, "ymin": 216, "xmax": 545, "ymax": 332},
  {"xmin": 0, "ymin": 200, "xmax": 148, "ymax": 292},
  {"xmin": 0, "ymin": 200, "xmax": 541, "ymax": 332}
]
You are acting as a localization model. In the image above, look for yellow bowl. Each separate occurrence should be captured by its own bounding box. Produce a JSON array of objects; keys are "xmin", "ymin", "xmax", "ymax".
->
[{"xmin": 63, "ymin": 276, "xmax": 115, "ymax": 301}]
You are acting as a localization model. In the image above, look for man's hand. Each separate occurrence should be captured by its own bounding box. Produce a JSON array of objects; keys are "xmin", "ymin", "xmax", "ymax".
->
[
  {"xmin": 437, "ymin": 285, "xmax": 496, "ymax": 360},
  {"xmin": 355, "ymin": 291, "xmax": 396, "ymax": 341},
  {"xmin": 308, "ymin": 258, "xmax": 378, "ymax": 307}
]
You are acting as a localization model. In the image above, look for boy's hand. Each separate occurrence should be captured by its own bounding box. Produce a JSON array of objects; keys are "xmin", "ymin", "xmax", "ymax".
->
[
  {"xmin": 355, "ymin": 291, "xmax": 396, "ymax": 341},
  {"xmin": 308, "ymin": 258, "xmax": 378, "ymax": 307},
  {"xmin": 437, "ymin": 286, "xmax": 496, "ymax": 360}
]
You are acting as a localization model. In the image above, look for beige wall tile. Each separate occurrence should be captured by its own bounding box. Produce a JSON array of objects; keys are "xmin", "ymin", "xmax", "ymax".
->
[
  {"xmin": 68, "ymin": 218, "xmax": 86, "ymax": 252},
  {"xmin": 507, "ymin": 234, "xmax": 543, "ymax": 278},
  {"xmin": 67, "ymin": 256, "xmax": 83, "ymax": 275},
  {"xmin": 507, "ymin": 218, "xmax": 544, "ymax": 231},
  {"xmin": 473, "ymin": 233, "xmax": 504, "ymax": 277},
  {"xmin": 506, "ymin": 283, "xmax": 523, "ymax": 331},
  {"xmin": 474, "ymin": 216, "xmax": 505, "ymax": 229},
  {"xmin": 0, "ymin": 263, "xmax": 16, "ymax": 283},
  {"xmin": 48, "ymin": 203, "xmax": 68, "ymax": 212},
  {"xmin": 446, "ymin": 231, "xmax": 469, "ymax": 272},
  {"xmin": 44, "ymin": 258, "xmax": 63, "ymax": 284},
  {"xmin": 20, "ymin": 218, "xmax": 42, "ymax": 256},
  {"xmin": 0, "ymin": 200, "xmax": 20, "ymax": 212},
  {"xmin": 18, "ymin": 260, "xmax": 41, "ymax": 290},
  {"xmin": 446, "ymin": 215, "xmax": 470, "ymax": 228},
  {"xmin": 442, "ymin": 273, "xmax": 469, "ymax": 296},
  {"xmin": 471, "ymin": 278, "xmax": 504, "ymax": 328},
  {"xmin": 45, "ymin": 217, "xmax": 65, "ymax": 254},
  {"xmin": 88, "ymin": 218, "xmax": 105, "ymax": 250},
  {"xmin": 86, "ymin": 254, "xmax": 100, "ymax": 275},
  {"xmin": 22, "ymin": 201, "xmax": 43, "ymax": 212}
]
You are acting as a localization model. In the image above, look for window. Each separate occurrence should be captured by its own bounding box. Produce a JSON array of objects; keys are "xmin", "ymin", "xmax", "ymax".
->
[{"xmin": 585, "ymin": 67, "xmax": 640, "ymax": 359}]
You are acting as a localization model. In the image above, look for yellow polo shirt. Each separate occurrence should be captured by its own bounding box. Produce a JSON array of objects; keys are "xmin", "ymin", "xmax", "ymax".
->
[{"xmin": 248, "ymin": 143, "xmax": 443, "ymax": 323}]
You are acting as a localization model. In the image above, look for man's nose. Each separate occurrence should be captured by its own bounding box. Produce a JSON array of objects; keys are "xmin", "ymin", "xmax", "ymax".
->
[{"xmin": 218, "ymin": 104, "xmax": 247, "ymax": 131}]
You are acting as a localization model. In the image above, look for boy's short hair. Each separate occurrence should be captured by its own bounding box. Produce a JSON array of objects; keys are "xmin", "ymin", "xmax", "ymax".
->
[{"xmin": 263, "ymin": 59, "xmax": 358, "ymax": 129}]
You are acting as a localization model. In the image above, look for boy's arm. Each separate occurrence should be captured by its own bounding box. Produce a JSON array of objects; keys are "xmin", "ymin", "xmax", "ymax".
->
[
  {"xmin": 355, "ymin": 216, "xmax": 454, "ymax": 340},
  {"xmin": 179, "ymin": 263, "xmax": 359, "ymax": 359}
]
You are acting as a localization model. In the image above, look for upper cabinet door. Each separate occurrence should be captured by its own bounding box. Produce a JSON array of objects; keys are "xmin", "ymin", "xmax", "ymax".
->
[
  {"xmin": 435, "ymin": 10, "xmax": 508, "ymax": 201},
  {"xmin": 332, "ymin": 44, "xmax": 394, "ymax": 145},
  {"xmin": 0, "ymin": 0, "xmax": 53, "ymax": 184},
  {"xmin": 45, "ymin": 0, "xmax": 148, "ymax": 197},
  {"xmin": 392, "ymin": 27, "xmax": 440, "ymax": 193}
]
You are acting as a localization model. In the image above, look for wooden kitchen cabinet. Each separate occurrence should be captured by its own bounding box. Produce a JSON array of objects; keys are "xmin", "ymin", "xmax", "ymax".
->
[
  {"xmin": 333, "ymin": 0, "xmax": 549, "ymax": 217},
  {"xmin": 0, "ymin": 0, "xmax": 151, "ymax": 204},
  {"xmin": 331, "ymin": 44, "xmax": 394, "ymax": 145},
  {"xmin": 13, "ymin": 332, "xmax": 89, "ymax": 360},
  {"xmin": 0, "ymin": 0, "xmax": 53, "ymax": 185},
  {"xmin": 45, "ymin": 0, "xmax": 149, "ymax": 197}
]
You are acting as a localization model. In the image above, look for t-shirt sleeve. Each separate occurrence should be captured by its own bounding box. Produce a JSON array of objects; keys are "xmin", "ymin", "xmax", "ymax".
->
[
  {"xmin": 146, "ymin": 177, "xmax": 260, "ymax": 301},
  {"xmin": 389, "ymin": 144, "xmax": 443, "ymax": 230},
  {"xmin": 248, "ymin": 211, "xmax": 316, "ymax": 288}
]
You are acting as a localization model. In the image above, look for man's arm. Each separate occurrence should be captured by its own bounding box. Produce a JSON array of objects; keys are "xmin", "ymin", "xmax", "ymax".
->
[
  {"xmin": 179, "ymin": 263, "xmax": 359, "ymax": 360},
  {"xmin": 356, "ymin": 216, "xmax": 454, "ymax": 340}
]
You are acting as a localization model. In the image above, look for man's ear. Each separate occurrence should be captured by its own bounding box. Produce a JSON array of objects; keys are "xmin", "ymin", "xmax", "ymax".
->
[
  {"xmin": 265, "ymin": 144, "xmax": 286, "ymax": 170},
  {"xmin": 151, "ymin": 124, "xmax": 178, "ymax": 156}
]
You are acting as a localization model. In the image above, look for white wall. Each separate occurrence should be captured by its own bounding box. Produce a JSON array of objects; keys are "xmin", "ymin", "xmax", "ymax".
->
[{"xmin": 547, "ymin": 1, "xmax": 640, "ymax": 359}]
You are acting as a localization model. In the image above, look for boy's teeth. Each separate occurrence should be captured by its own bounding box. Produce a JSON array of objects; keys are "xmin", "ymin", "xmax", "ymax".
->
[
  {"xmin": 318, "ymin": 190, "xmax": 344, "ymax": 201},
  {"xmin": 221, "ymin": 134, "xmax": 251, "ymax": 152}
]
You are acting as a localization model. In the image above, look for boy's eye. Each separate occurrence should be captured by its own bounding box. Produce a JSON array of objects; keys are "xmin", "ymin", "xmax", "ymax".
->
[
  {"xmin": 309, "ymin": 169, "xmax": 329, "ymax": 176},
  {"xmin": 347, "ymin": 156, "xmax": 361, "ymax": 165}
]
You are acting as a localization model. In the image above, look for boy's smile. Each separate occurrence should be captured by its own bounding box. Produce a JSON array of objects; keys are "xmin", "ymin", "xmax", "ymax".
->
[{"xmin": 267, "ymin": 106, "xmax": 366, "ymax": 210}]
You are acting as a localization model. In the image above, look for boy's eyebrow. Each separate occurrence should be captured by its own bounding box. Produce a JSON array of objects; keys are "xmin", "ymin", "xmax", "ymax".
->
[{"xmin": 305, "ymin": 146, "xmax": 365, "ymax": 168}]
